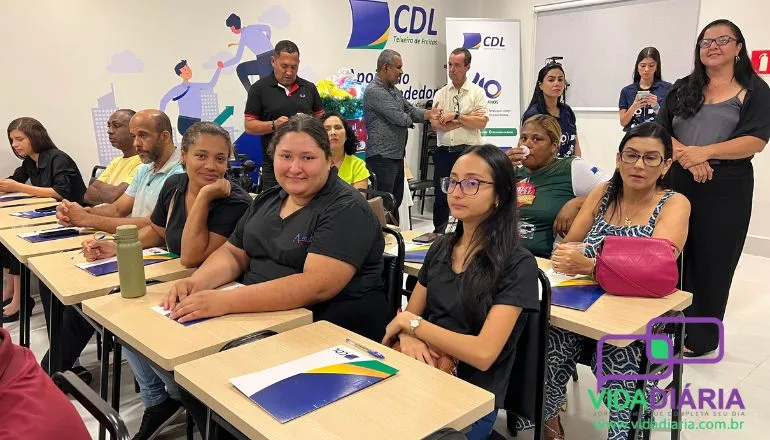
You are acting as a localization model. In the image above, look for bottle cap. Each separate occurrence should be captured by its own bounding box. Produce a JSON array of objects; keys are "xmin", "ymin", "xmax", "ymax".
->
[{"xmin": 115, "ymin": 224, "xmax": 139, "ymax": 240}]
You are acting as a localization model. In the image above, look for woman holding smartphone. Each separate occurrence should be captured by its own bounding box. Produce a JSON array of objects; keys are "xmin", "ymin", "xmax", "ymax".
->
[
  {"xmin": 618, "ymin": 47, "xmax": 672, "ymax": 131},
  {"xmin": 523, "ymin": 63, "xmax": 580, "ymax": 158}
]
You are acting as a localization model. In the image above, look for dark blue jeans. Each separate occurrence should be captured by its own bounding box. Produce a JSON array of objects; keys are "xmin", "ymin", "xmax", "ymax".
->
[{"xmin": 466, "ymin": 409, "xmax": 498, "ymax": 440}]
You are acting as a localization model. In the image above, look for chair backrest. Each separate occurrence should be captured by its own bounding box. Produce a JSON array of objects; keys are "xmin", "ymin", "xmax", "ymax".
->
[
  {"xmin": 367, "ymin": 197, "xmax": 387, "ymax": 227},
  {"xmin": 220, "ymin": 330, "xmax": 277, "ymax": 352},
  {"xmin": 53, "ymin": 371, "xmax": 130, "ymax": 440},
  {"xmin": 367, "ymin": 166, "xmax": 378, "ymax": 190},
  {"xmin": 359, "ymin": 187, "xmax": 398, "ymax": 226},
  {"xmin": 503, "ymin": 267, "xmax": 551, "ymax": 440},
  {"xmin": 382, "ymin": 226, "xmax": 405, "ymax": 322}
]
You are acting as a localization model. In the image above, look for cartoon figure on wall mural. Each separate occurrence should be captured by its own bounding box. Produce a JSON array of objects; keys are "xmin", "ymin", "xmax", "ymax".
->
[
  {"xmin": 222, "ymin": 13, "xmax": 274, "ymax": 91},
  {"xmin": 160, "ymin": 59, "xmax": 223, "ymax": 135}
]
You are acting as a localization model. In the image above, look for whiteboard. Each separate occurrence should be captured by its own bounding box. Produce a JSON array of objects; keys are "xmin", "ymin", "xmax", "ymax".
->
[{"xmin": 534, "ymin": 0, "xmax": 700, "ymax": 110}]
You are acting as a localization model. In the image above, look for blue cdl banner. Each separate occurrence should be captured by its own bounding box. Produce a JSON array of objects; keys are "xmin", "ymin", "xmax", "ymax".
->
[{"xmin": 445, "ymin": 18, "xmax": 522, "ymax": 148}]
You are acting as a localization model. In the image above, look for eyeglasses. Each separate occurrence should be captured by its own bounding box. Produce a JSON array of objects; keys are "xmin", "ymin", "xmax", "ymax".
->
[
  {"xmin": 453, "ymin": 93, "xmax": 461, "ymax": 113},
  {"xmin": 620, "ymin": 150, "xmax": 664, "ymax": 167},
  {"xmin": 698, "ymin": 35, "xmax": 737, "ymax": 49},
  {"xmin": 440, "ymin": 177, "xmax": 494, "ymax": 195}
]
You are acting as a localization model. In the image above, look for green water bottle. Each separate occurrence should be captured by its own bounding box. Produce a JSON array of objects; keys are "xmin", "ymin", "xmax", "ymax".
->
[{"xmin": 115, "ymin": 225, "xmax": 146, "ymax": 298}]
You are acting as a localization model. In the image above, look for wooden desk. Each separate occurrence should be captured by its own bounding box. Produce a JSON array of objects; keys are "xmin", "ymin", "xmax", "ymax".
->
[
  {"xmin": 175, "ymin": 321, "xmax": 494, "ymax": 440},
  {"xmin": 0, "ymin": 225, "xmax": 87, "ymax": 264},
  {"xmin": 0, "ymin": 203, "xmax": 59, "ymax": 230},
  {"xmin": 390, "ymin": 231, "xmax": 693, "ymax": 347},
  {"xmin": 28, "ymin": 249, "xmax": 196, "ymax": 374},
  {"xmin": 0, "ymin": 195, "xmax": 56, "ymax": 209},
  {"xmin": 83, "ymin": 281, "xmax": 313, "ymax": 371},
  {"xmin": 28, "ymin": 249, "xmax": 195, "ymax": 306}
]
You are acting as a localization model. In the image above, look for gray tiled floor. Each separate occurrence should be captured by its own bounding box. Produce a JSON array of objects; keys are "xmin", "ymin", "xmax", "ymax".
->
[{"xmin": 5, "ymin": 212, "xmax": 767, "ymax": 439}]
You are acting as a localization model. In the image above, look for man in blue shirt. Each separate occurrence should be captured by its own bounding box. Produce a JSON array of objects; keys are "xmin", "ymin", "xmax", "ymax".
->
[
  {"xmin": 160, "ymin": 60, "xmax": 223, "ymax": 135},
  {"xmin": 222, "ymin": 13, "xmax": 274, "ymax": 91}
]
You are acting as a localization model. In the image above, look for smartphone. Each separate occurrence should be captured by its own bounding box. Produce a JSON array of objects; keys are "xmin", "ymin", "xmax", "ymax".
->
[
  {"xmin": 38, "ymin": 227, "xmax": 79, "ymax": 238},
  {"xmin": 413, "ymin": 232, "xmax": 440, "ymax": 243},
  {"xmin": 636, "ymin": 90, "xmax": 650, "ymax": 101},
  {"xmin": 34, "ymin": 205, "xmax": 57, "ymax": 213}
]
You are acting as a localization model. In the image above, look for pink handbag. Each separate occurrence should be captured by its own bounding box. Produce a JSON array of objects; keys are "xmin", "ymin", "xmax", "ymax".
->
[{"xmin": 594, "ymin": 236, "xmax": 680, "ymax": 298}]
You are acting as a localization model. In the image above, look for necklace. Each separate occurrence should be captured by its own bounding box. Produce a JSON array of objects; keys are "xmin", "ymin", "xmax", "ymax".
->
[{"xmin": 620, "ymin": 194, "xmax": 655, "ymax": 226}]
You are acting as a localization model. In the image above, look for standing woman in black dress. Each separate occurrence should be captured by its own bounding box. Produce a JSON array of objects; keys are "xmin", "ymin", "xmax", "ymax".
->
[{"xmin": 657, "ymin": 19, "xmax": 770, "ymax": 357}]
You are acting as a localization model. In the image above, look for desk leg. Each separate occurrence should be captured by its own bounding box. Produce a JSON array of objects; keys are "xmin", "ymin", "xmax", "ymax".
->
[
  {"xmin": 19, "ymin": 264, "xmax": 30, "ymax": 347},
  {"xmin": 98, "ymin": 328, "xmax": 111, "ymax": 440},
  {"xmin": 210, "ymin": 411, "xmax": 248, "ymax": 440},
  {"xmin": 48, "ymin": 293, "xmax": 64, "ymax": 375},
  {"xmin": 111, "ymin": 337, "xmax": 122, "ymax": 411}
]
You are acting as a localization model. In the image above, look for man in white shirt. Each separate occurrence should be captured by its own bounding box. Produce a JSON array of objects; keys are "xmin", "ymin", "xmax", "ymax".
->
[{"xmin": 430, "ymin": 48, "xmax": 489, "ymax": 232}]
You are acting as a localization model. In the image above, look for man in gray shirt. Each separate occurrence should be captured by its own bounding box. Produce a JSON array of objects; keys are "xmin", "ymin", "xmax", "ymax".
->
[{"xmin": 363, "ymin": 49, "xmax": 434, "ymax": 218}]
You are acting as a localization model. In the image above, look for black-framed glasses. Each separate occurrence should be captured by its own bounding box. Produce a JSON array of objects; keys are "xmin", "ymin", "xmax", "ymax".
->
[
  {"xmin": 440, "ymin": 177, "xmax": 494, "ymax": 195},
  {"xmin": 453, "ymin": 93, "xmax": 461, "ymax": 113},
  {"xmin": 620, "ymin": 150, "xmax": 664, "ymax": 167},
  {"xmin": 698, "ymin": 35, "xmax": 737, "ymax": 49}
]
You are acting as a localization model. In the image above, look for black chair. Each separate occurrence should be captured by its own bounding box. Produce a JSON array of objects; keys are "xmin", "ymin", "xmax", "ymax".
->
[
  {"xmin": 89, "ymin": 165, "xmax": 107, "ymax": 185},
  {"xmin": 503, "ymin": 268, "xmax": 552, "ymax": 440},
  {"xmin": 359, "ymin": 187, "xmax": 398, "ymax": 226},
  {"xmin": 382, "ymin": 226, "xmax": 405, "ymax": 321},
  {"xmin": 422, "ymin": 427, "xmax": 467, "ymax": 439},
  {"xmin": 53, "ymin": 371, "xmax": 130, "ymax": 440}
]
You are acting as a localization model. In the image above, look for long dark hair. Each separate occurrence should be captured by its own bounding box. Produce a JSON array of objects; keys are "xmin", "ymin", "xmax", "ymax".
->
[
  {"xmin": 7, "ymin": 117, "xmax": 58, "ymax": 160},
  {"xmin": 667, "ymin": 19, "xmax": 754, "ymax": 119},
  {"xmin": 447, "ymin": 144, "xmax": 518, "ymax": 330},
  {"xmin": 526, "ymin": 63, "xmax": 566, "ymax": 117},
  {"xmin": 633, "ymin": 47, "xmax": 663, "ymax": 84},
  {"xmin": 605, "ymin": 123, "xmax": 673, "ymax": 219},
  {"xmin": 320, "ymin": 111, "xmax": 359, "ymax": 155}
]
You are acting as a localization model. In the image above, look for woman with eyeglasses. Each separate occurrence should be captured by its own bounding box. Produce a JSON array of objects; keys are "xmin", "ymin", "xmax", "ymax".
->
[
  {"xmin": 382, "ymin": 144, "xmax": 539, "ymax": 440},
  {"xmin": 522, "ymin": 63, "xmax": 581, "ymax": 158},
  {"xmin": 618, "ymin": 47, "xmax": 672, "ymax": 131},
  {"xmin": 657, "ymin": 19, "xmax": 770, "ymax": 358},
  {"xmin": 507, "ymin": 115, "xmax": 608, "ymax": 258},
  {"xmin": 530, "ymin": 123, "xmax": 690, "ymax": 440}
]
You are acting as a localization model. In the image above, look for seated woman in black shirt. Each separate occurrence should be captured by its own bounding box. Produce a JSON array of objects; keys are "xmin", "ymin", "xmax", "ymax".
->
[
  {"xmin": 81, "ymin": 121, "xmax": 251, "ymax": 266},
  {"xmin": 164, "ymin": 114, "xmax": 387, "ymax": 340},
  {"xmin": 1, "ymin": 117, "xmax": 87, "ymax": 322},
  {"xmin": 382, "ymin": 144, "xmax": 539, "ymax": 440}
]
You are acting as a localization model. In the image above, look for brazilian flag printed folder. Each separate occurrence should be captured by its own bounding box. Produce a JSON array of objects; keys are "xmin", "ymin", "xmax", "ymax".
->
[
  {"xmin": 404, "ymin": 244, "xmax": 431, "ymax": 263},
  {"xmin": 75, "ymin": 247, "xmax": 178, "ymax": 276},
  {"xmin": 550, "ymin": 275, "xmax": 604, "ymax": 311},
  {"xmin": 9, "ymin": 209, "xmax": 56, "ymax": 219},
  {"xmin": 0, "ymin": 195, "xmax": 34, "ymax": 203},
  {"xmin": 230, "ymin": 345, "xmax": 398, "ymax": 423},
  {"xmin": 18, "ymin": 227, "xmax": 98, "ymax": 243}
]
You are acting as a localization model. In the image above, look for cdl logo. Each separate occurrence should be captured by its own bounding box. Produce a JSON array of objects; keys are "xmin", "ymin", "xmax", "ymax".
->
[
  {"xmin": 462, "ymin": 33, "xmax": 506, "ymax": 50},
  {"xmin": 347, "ymin": 0, "xmax": 438, "ymax": 49},
  {"xmin": 472, "ymin": 72, "xmax": 502, "ymax": 99}
]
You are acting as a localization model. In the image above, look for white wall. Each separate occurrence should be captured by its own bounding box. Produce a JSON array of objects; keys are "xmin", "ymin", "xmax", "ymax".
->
[
  {"xmin": 0, "ymin": 0, "xmax": 483, "ymax": 186},
  {"xmin": 482, "ymin": 0, "xmax": 770, "ymax": 256}
]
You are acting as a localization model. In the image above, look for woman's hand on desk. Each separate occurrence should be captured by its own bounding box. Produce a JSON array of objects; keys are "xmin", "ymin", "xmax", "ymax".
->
[
  {"xmin": 0, "ymin": 179, "xmax": 21, "ymax": 193},
  {"xmin": 397, "ymin": 333, "xmax": 439, "ymax": 367},
  {"xmin": 551, "ymin": 244, "xmax": 595, "ymax": 276},
  {"xmin": 163, "ymin": 278, "xmax": 201, "ymax": 310},
  {"xmin": 168, "ymin": 289, "xmax": 228, "ymax": 323},
  {"xmin": 82, "ymin": 239, "xmax": 116, "ymax": 261}
]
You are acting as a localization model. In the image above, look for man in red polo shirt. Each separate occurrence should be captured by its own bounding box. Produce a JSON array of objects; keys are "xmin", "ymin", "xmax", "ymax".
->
[{"xmin": 0, "ymin": 328, "xmax": 90, "ymax": 439}]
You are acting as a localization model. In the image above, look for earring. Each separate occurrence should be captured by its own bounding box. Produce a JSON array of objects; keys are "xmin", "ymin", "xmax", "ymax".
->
[{"xmin": 735, "ymin": 55, "xmax": 740, "ymax": 63}]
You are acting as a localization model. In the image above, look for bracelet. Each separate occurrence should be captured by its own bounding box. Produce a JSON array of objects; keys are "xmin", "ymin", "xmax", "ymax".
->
[{"xmin": 271, "ymin": 120, "xmax": 276, "ymax": 132}]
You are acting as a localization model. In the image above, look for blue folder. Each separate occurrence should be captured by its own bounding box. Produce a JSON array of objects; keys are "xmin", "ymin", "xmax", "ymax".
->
[
  {"xmin": 551, "ymin": 283, "xmax": 604, "ymax": 311},
  {"xmin": 404, "ymin": 249, "xmax": 429, "ymax": 263}
]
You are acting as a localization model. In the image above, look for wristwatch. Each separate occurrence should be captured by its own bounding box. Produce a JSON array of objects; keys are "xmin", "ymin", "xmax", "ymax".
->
[
  {"xmin": 271, "ymin": 120, "xmax": 276, "ymax": 132},
  {"xmin": 409, "ymin": 316, "xmax": 423, "ymax": 335},
  {"xmin": 454, "ymin": 112, "xmax": 460, "ymax": 121}
]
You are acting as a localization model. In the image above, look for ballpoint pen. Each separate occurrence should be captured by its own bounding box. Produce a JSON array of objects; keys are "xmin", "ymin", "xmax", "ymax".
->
[{"xmin": 345, "ymin": 338, "xmax": 385, "ymax": 359}]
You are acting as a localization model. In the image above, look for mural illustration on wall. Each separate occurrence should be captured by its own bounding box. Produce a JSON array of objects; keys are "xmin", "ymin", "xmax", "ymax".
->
[
  {"xmin": 222, "ymin": 13, "xmax": 275, "ymax": 91},
  {"xmin": 160, "ymin": 60, "xmax": 224, "ymax": 135}
]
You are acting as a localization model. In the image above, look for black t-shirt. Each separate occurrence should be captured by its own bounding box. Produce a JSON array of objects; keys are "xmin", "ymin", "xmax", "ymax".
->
[
  {"xmin": 150, "ymin": 174, "xmax": 251, "ymax": 255},
  {"xmin": 9, "ymin": 149, "xmax": 87, "ymax": 203},
  {"xmin": 243, "ymin": 74, "xmax": 323, "ymax": 159},
  {"xmin": 417, "ymin": 235, "xmax": 539, "ymax": 406},
  {"xmin": 228, "ymin": 172, "xmax": 386, "ymax": 337}
]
